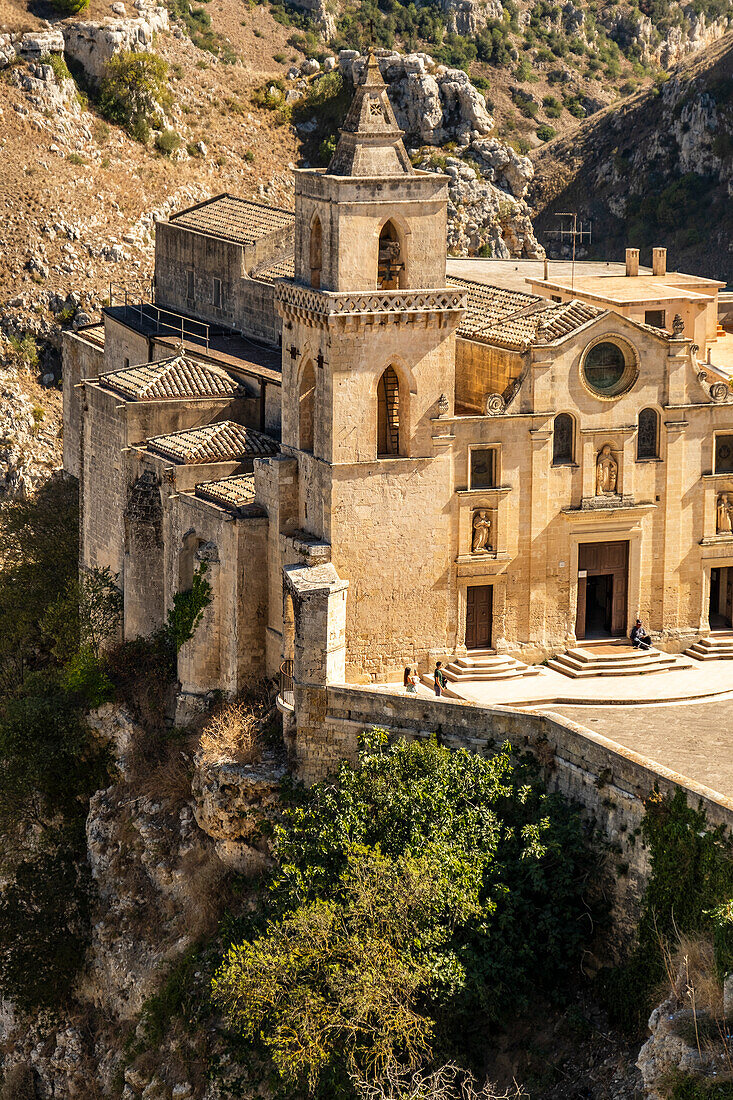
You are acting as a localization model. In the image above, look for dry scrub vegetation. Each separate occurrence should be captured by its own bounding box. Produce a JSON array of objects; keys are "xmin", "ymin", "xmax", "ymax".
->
[{"xmin": 198, "ymin": 691, "xmax": 270, "ymax": 766}]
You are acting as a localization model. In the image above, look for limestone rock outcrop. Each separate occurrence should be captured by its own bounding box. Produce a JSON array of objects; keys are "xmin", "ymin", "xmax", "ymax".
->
[
  {"xmin": 335, "ymin": 51, "xmax": 543, "ymax": 259},
  {"xmin": 192, "ymin": 751, "xmax": 285, "ymax": 871},
  {"xmin": 440, "ymin": 0, "xmax": 502, "ymax": 35},
  {"xmin": 608, "ymin": 7, "xmax": 732, "ymax": 68},
  {"xmin": 637, "ymin": 996, "xmax": 730, "ymax": 1098},
  {"xmin": 339, "ymin": 50, "xmax": 494, "ymax": 145},
  {"xmin": 62, "ymin": 5, "xmax": 169, "ymax": 83}
]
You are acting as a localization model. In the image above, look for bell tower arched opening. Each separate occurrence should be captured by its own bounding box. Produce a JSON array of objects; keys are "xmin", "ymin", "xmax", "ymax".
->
[
  {"xmin": 309, "ymin": 217, "xmax": 322, "ymax": 289},
  {"xmin": 377, "ymin": 220, "xmax": 404, "ymax": 290},
  {"xmin": 299, "ymin": 360, "xmax": 316, "ymax": 453},
  {"xmin": 377, "ymin": 366, "xmax": 402, "ymax": 456}
]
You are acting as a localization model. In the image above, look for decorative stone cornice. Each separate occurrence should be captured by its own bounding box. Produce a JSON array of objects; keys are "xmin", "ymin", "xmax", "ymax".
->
[{"xmin": 276, "ymin": 282, "xmax": 467, "ymax": 328}]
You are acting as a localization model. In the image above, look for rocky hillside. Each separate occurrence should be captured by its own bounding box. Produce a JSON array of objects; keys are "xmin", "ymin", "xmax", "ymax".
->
[{"xmin": 528, "ymin": 31, "xmax": 733, "ymax": 278}]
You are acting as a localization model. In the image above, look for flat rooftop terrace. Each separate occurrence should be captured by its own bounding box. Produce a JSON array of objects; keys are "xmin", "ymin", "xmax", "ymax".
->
[
  {"xmin": 446, "ymin": 258, "xmax": 653, "ymax": 295},
  {"xmin": 104, "ymin": 305, "xmax": 282, "ymax": 385}
]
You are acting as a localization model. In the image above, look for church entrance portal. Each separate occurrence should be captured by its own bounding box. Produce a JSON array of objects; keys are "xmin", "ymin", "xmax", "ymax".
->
[
  {"xmin": 709, "ymin": 567, "xmax": 733, "ymax": 629},
  {"xmin": 576, "ymin": 541, "xmax": 629, "ymax": 640},
  {"xmin": 466, "ymin": 584, "xmax": 492, "ymax": 650}
]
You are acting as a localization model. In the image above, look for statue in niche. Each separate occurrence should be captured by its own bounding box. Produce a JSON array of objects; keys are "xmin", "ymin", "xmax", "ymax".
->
[
  {"xmin": 717, "ymin": 493, "xmax": 733, "ymax": 534},
  {"xmin": 595, "ymin": 444, "xmax": 619, "ymax": 495},
  {"xmin": 471, "ymin": 510, "xmax": 492, "ymax": 554}
]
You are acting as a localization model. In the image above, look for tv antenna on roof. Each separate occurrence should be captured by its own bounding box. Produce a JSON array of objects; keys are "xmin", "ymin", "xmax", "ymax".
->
[{"xmin": 544, "ymin": 212, "xmax": 592, "ymax": 292}]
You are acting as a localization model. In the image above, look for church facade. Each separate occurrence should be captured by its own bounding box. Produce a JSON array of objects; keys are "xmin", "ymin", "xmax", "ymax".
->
[{"xmin": 63, "ymin": 56, "xmax": 733, "ymax": 748}]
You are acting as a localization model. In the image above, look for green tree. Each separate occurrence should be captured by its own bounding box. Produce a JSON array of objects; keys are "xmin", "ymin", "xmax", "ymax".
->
[
  {"xmin": 0, "ymin": 476, "xmax": 79, "ymax": 688},
  {"xmin": 99, "ymin": 51, "xmax": 171, "ymax": 141},
  {"xmin": 213, "ymin": 733, "xmax": 595, "ymax": 1096}
]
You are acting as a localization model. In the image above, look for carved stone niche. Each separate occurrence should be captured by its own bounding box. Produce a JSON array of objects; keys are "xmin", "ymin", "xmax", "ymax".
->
[
  {"xmin": 471, "ymin": 509, "xmax": 493, "ymax": 554},
  {"xmin": 717, "ymin": 492, "xmax": 733, "ymax": 535},
  {"xmin": 595, "ymin": 443, "xmax": 619, "ymax": 496}
]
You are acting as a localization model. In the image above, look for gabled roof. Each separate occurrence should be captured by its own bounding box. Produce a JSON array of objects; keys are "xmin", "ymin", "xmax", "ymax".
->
[
  {"xmin": 253, "ymin": 252, "xmax": 295, "ymax": 284},
  {"xmin": 168, "ymin": 194, "xmax": 294, "ymax": 247},
  {"xmin": 102, "ymin": 354, "xmax": 242, "ymax": 401},
  {"xmin": 449, "ymin": 276, "xmax": 542, "ymax": 338},
  {"xmin": 485, "ymin": 299, "xmax": 603, "ymax": 350},
  {"xmin": 194, "ymin": 472, "xmax": 266, "ymax": 515},
  {"xmin": 146, "ymin": 422, "xmax": 279, "ymax": 465}
]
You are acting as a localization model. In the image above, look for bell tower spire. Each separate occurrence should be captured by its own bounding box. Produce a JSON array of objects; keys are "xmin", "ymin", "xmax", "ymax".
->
[{"xmin": 327, "ymin": 52, "xmax": 414, "ymax": 178}]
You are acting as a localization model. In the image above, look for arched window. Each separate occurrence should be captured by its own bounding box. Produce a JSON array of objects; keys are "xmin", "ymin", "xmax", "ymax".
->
[
  {"xmin": 299, "ymin": 360, "xmax": 316, "ymax": 453},
  {"xmin": 553, "ymin": 413, "xmax": 574, "ymax": 465},
  {"xmin": 637, "ymin": 407, "xmax": 659, "ymax": 459},
  {"xmin": 309, "ymin": 217, "xmax": 322, "ymax": 289},
  {"xmin": 377, "ymin": 366, "xmax": 401, "ymax": 457},
  {"xmin": 377, "ymin": 221, "xmax": 404, "ymax": 290}
]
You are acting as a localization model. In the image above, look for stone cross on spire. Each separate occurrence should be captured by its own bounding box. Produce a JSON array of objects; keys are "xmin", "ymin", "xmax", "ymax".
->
[{"xmin": 327, "ymin": 51, "xmax": 414, "ymax": 177}]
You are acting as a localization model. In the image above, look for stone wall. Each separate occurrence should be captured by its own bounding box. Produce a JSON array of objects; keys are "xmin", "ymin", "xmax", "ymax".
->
[
  {"xmin": 154, "ymin": 222, "xmax": 283, "ymax": 346},
  {"xmin": 455, "ymin": 337, "xmax": 523, "ymax": 410},
  {"xmin": 63, "ymin": 326, "xmax": 104, "ymax": 480},
  {"xmin": 304, "ymin": 684, "xmax": 733, "ymax": 944}
]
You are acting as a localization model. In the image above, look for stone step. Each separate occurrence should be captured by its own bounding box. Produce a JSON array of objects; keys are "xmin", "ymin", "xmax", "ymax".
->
[
  {"xmin": 686, "ymin": 636, "xmax": 733, "ymax": 661},
  {"xmin": 548, "ymin": 647, "xmax": 693, "ymax": 678},
  {"xmin": 422, "ymin": 653, "xmax": 540, "ymax": 687}
]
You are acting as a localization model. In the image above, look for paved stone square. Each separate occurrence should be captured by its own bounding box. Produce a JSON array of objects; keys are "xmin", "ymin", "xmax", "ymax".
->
[{"xmin": 543, "ymin": 699, "xmax": 733, "ymax": 800}]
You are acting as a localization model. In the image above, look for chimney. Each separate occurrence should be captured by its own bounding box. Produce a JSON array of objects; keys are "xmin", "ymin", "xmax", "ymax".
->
[
  {"xmin": 652, "ymin": 246, "xmax": 667, "ymax": 276},
  {"xmin": 543, "ymin": 256, "xmax": 549, "ymax": 279},
  {"xmin": 625, "ymin": 248, "xmax": 639, "ymax": 277}
]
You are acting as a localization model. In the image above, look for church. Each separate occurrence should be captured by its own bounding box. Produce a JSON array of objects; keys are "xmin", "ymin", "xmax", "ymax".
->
[{"xmin": 63, "ymin": 54, "xmax": 733, "ymax": 738}]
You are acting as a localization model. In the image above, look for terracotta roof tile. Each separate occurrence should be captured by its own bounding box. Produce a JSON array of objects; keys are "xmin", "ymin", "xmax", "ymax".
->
[
  {"xmin": 169, "ymin": 194, "xmax": 294, "ymax": 247},
  {"xmin": 195, "ymin": 472, "xmax": 259, "ymax": 512},
  {"xmin": 102, "ymin": 354, "xmax": 242, "ymax": 400},
  {"xmin": 461, "ymin": 298, "xmax": 603, "ymax": 350},
  {"xmin": 146, "ymin": 422, "xmax": 279, "ymax": 464},
  {"xmin": 253, "ymin": 252, "xmax": 295, "ymax": 283},
  {"xmin": 448, "ymin": 276, "xmax": 541, "ymax": 338}
]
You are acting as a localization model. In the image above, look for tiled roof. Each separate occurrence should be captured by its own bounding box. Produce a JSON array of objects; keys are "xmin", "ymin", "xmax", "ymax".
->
[
  {"xmin": 253, "ymin": 252, "xmax": 295, "ymax": 283},
  {"xmin": 146, "ymin": 422, "xmax": 279, "ymax": 464},
  {"xmin": 474, "ymin": 300, "xmax": 602, "ymax": 350},
  {"xmin": 448, "ymin": 276, "xmax": 542, "ymax": 338},
  {"xmin": 169, "ymin": 195, "xmax": 294, "ymax": 247},
  {"xmin": 102, "ymin": 354, "xmax": 242, "ymax": 400},
  {"xmin": 195, "ymin": 472, "xmax": 257, "ymax": 510}
]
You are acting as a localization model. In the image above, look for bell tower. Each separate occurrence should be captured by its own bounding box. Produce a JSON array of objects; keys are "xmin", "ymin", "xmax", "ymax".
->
[
  {"xmin": 293, "ymin": 53, "xmax": 450, "ymax": 294},
  {"xmin": 274, "ymin": 53, "xmax": 466, "ymax": 683}
]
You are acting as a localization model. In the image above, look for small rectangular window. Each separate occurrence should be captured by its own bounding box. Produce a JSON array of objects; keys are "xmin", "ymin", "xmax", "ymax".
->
[
  {"xmin": 123, "ymin": 357, "xmax": 130, "ymax": 370},
  {"xmin": 470, "ymin": 448, "xmax": 496, "ymax": 489},
  {"xmin": 716, "ymin": 435, "xmax": 733, "ymax": 474},
  {"xmin": 645, "ymin": 309, "xmax": 666, "ymax": 329},
  {"xmin": 213, "ymin": 277, "xmax": 222, "ymax": 308},
  {"xmin": 187, "ymin": 270, "xmax": 195, "ymax": 300}
]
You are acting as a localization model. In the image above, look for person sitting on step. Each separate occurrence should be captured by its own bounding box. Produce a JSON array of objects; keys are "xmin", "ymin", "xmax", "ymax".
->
[{"xmin": 630, "ymin": 618, "xmax": 652, "ymax": 650}]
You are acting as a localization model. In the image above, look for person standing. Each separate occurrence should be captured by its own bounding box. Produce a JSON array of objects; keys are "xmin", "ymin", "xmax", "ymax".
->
[
  {"xmin": 404, "ymin": 666, "xmax": 418, "ymax": 694},
  {"xmin": 434, "ymin": 661, "xmax": 447, "ymax": 697}
]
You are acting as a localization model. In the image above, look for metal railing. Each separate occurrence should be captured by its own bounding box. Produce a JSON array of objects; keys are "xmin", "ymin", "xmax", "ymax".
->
[
  {"xmin": 107, "ymin": 281, "xmax": 212, "ymax": 350},
  {"xmin": 278, "ymin": 659, "xmax": 294, "ymax": 712}
]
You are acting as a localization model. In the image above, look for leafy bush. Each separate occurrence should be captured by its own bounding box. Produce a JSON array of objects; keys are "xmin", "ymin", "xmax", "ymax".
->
[
  {"xmin": 48, "ymin": 0, "xmax": 89, "ymax": 14},
  {"xmin": 155, "ymin": 128, "xmax": 182, "ymax": 156},
  {"xmin": 40, "ymin": 52, "xmax": 72, "ymax": 82},
  {"xmin": 0, "ymin": 828, "xmax": 93, "ymax": 1010},
  {"xmin": 213, "ymin": 732, "xmax": 596, "ymax": 1095},
  {"xmin": 602, "ymin": 788, "xmax": 733, "ymax": 1034},
  {"xmin": 165, "ymin": 562, "xmax": 212, "ymax": 652},
  {"xmin": 536, "ymin": 123, "xmax": 556, "ymax": 140},
  {"xmin": 99, "ymin": 50, "xmax": 171, "ymax": 141},
  {"xmin": 543, "ymin": 94, "xmax": 562, "ymax": 117},
  {"xmin": 0, "ymin": 476, "xmax": 79, "ymax": 688},
  {"xmin": 5, "ymin": 334, "xmax": 39, "ymax": 372}
]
